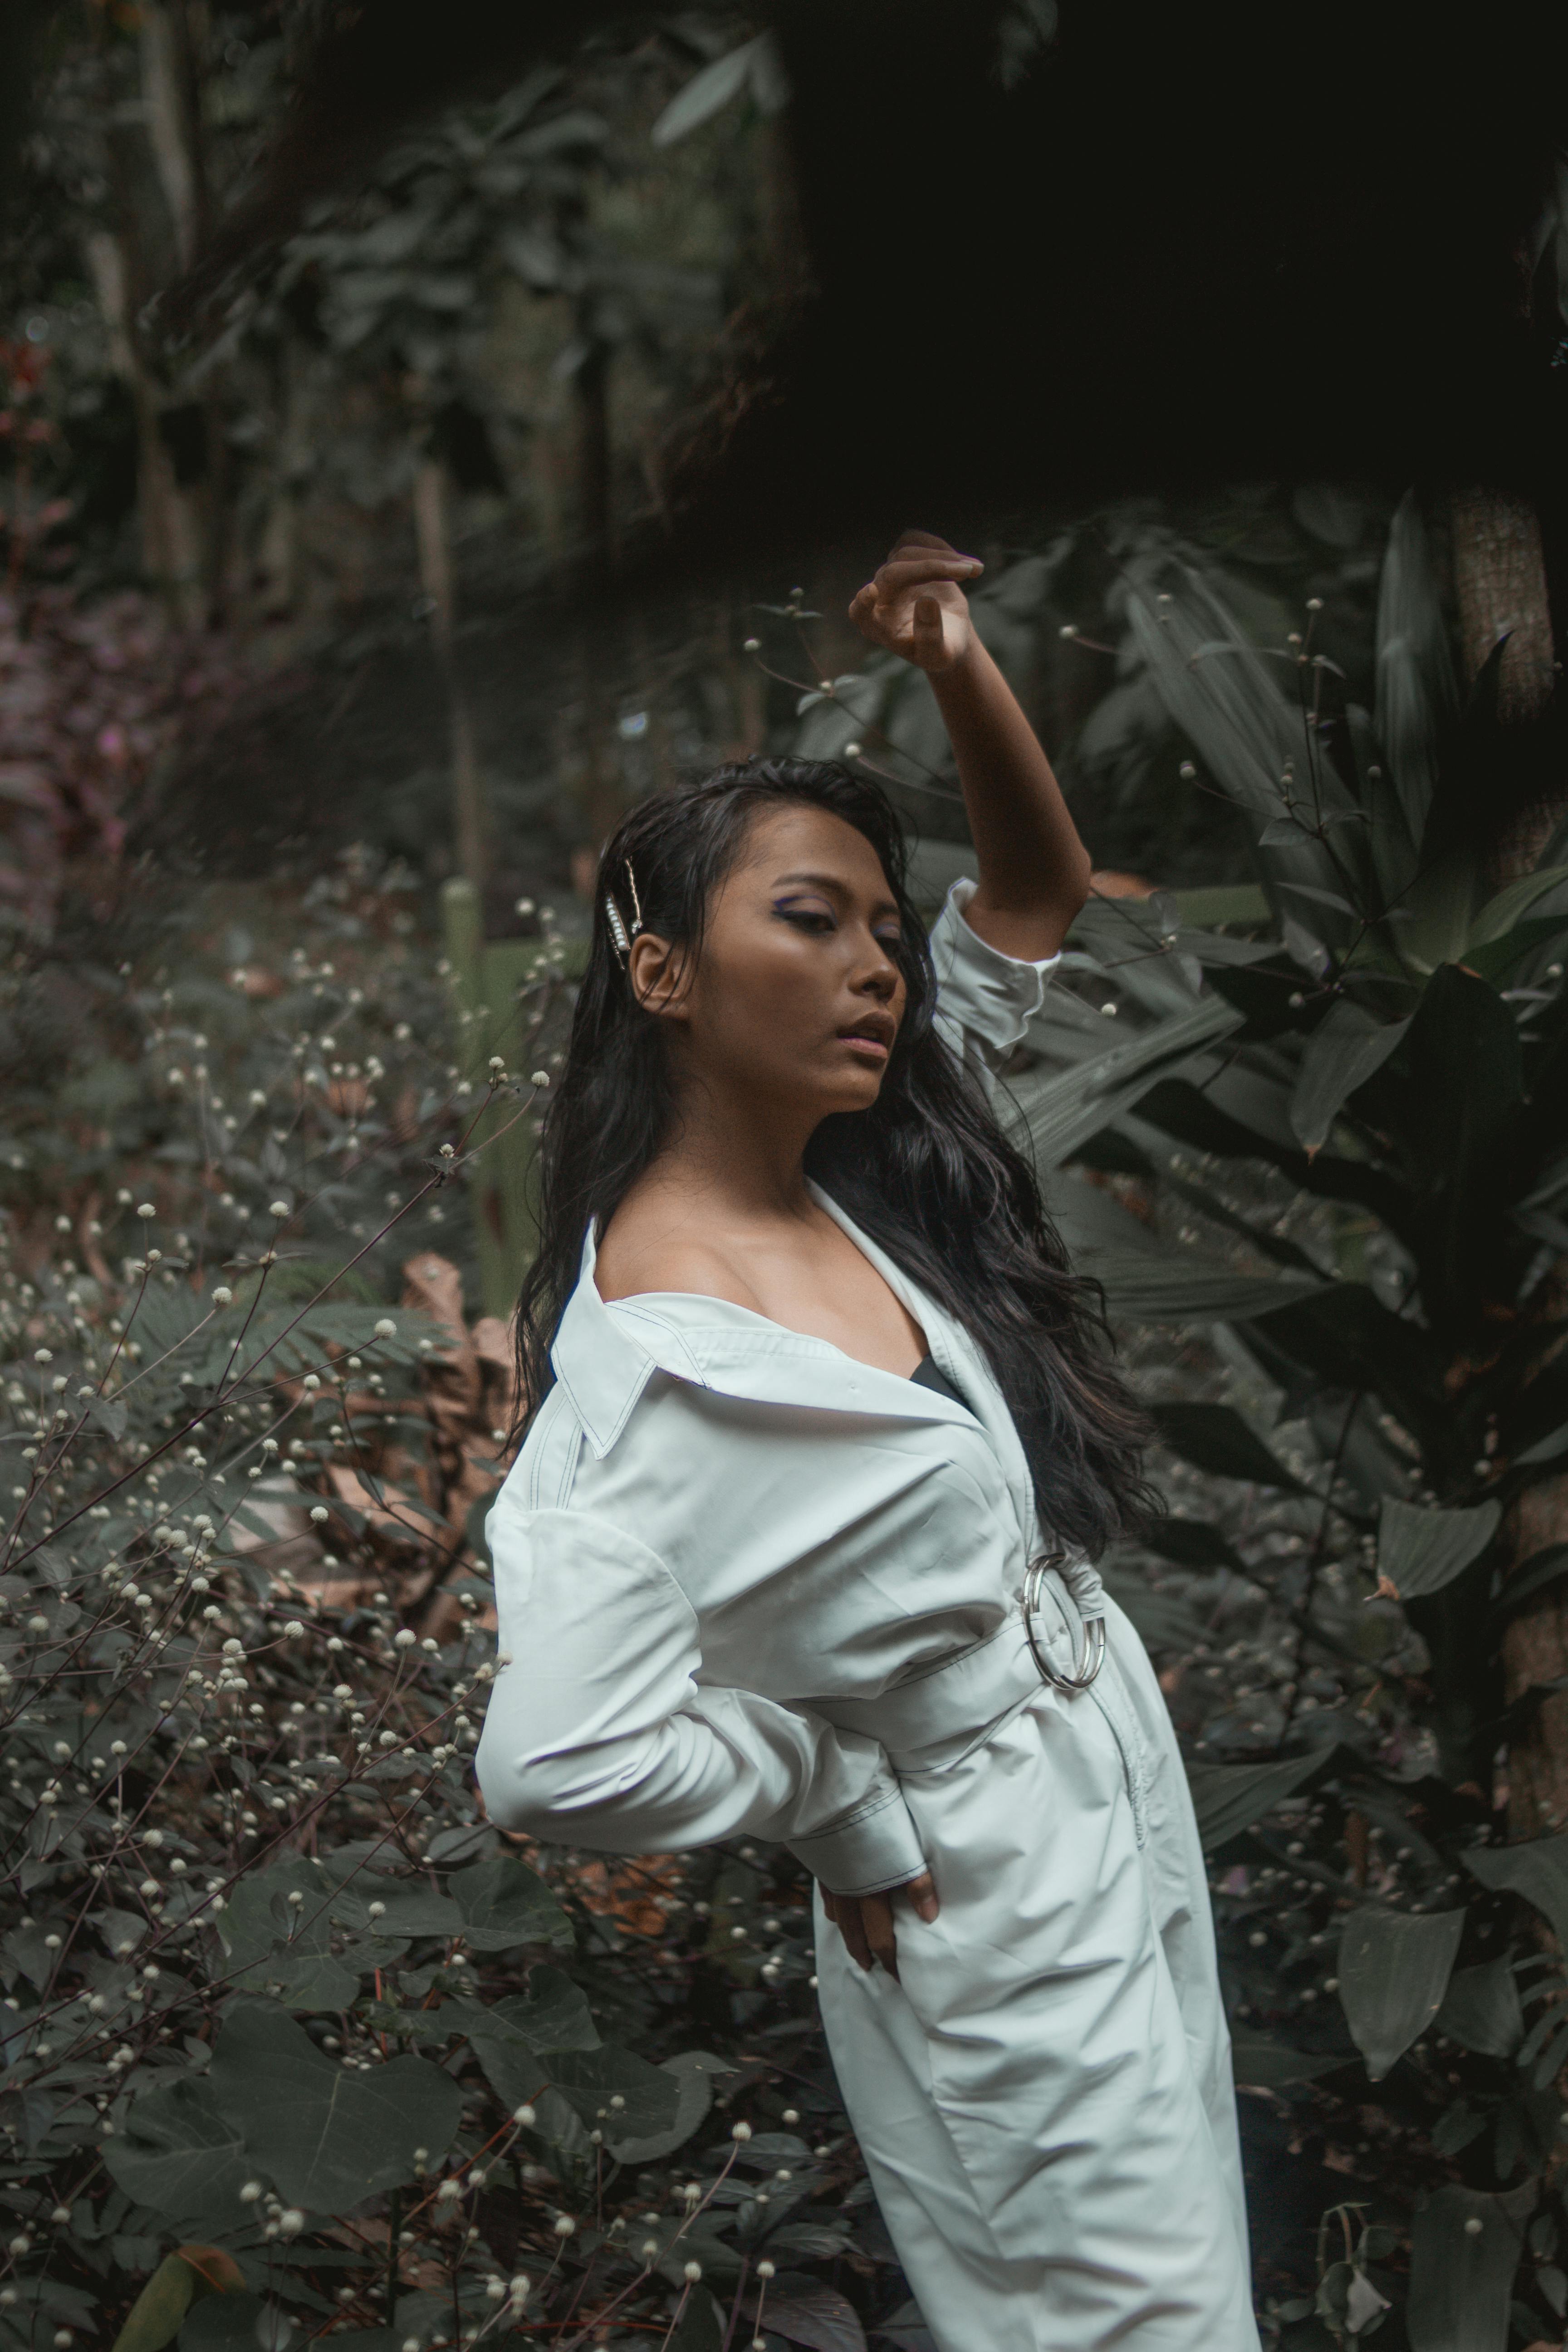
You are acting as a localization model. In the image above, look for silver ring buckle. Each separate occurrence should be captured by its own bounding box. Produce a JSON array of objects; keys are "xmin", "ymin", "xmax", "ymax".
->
[{"xmin": 1023, "ymin": 1554, "xmax": 1106, "ymax": 1691}]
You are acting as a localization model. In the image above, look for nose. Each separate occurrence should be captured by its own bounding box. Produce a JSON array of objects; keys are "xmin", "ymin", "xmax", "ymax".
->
[{"xmin": 855, "ymin": 939, "xmax": 900, "ymax": 1001}]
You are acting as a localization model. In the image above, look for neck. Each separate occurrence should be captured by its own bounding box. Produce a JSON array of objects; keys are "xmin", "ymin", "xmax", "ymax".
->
[{"xmin": 645, "ymin": 1065, "xmax": 823, "ymax": 1227}]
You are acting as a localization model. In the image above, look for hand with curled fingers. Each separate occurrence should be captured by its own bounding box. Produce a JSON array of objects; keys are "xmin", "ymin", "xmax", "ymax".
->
[
  {"xmin": 848, "ymin": 529, "xmax": 984, "ymax": 676},
  {"xmin": 820, "ymin": 1868, "xmax": 939, "ymax": 1982}
]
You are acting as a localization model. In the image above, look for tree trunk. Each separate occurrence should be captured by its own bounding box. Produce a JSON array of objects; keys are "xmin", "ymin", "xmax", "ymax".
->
[
  {"xmin": 1446, "ymin": 486, "xmax": 1560, "ymax": 878},
  {"xmin": 412, "ymin": 456, "xmax": 486, "ymax": 892},
  {"xmin": 84, "ymin": 228, "xmax": 206, "ymax": 628},
  {"xmin": 573, "ymin": 334, "xmax": 612, "ymax": 583}
]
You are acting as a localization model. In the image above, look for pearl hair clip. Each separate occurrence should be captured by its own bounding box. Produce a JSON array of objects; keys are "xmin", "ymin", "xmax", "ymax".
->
[{"xmin": 604, "ymin": 858, "xmax": 645, "ymax": 967}]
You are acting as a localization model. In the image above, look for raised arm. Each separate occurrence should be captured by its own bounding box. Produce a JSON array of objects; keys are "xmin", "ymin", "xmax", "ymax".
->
[{"xmin": 849, "ymin": 528, "xmax": 1092, "ymax": 960}]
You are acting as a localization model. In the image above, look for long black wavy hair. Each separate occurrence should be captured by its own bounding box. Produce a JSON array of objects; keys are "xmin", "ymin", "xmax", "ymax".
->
[{"xmin": 515, "ymin": 758, "xmax": 1152, "ymax": 1558}]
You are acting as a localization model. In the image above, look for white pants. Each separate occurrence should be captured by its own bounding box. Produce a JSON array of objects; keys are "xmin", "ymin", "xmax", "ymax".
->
[{"xmin": 815, "ymin": 1593, "xmax": 1259, "ymax": 2352}]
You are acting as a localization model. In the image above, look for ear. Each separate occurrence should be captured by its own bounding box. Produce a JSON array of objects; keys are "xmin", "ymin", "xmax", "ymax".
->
[{"xmin": 626, "ymin": 932, "xmax": 691, "ymax": 1019}]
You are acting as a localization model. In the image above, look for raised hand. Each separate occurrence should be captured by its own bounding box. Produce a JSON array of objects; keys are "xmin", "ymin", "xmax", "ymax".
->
[{"xmin": 848, "ymin": 529, "xmax": 984, "ymax": 676}]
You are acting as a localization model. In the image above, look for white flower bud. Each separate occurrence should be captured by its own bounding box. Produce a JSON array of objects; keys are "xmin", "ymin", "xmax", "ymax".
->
[
  {"xmin": 211, "ymin": 1287, "xmax": 232, "ymax": 1307},
  {"xmin": 730, "ymin": 2120, "xmax": 752, "ymax": 2141},
  {"xmin": 268, "ymin": 1201, "xmax": 289, "ymax": 1219},
  {"xmin": 309, "ymin": 1506, "xmax": 328, "ymax": 1524},
  {"xmin": 282, "ymin": 1621, "xmax": 304, "ymax": 1639},
  {"xmin": 393, "ymin": 1628, "xmax": 416, "ymax": 1648},
  {"xmin": 373, "ymin": 1318, "xmax": 397, "ymax": 1339},
  {"xmin": 136, "ymin": 1203, "xmax": 156, "ymax": 1220},
  {"xmin": 553, "ymin": 2215, "xmax": 576, "ymax": 2237},
  {"xmin": 512, "ymin": 2104, "xmax": 536, "ymax": 2127},
  {"xmin": 755, "ymin": 2260, "xmax": 775, "ymax": 2278},
  {"xmin": 278, "ymin": 2208, "xmax": 305, "ymax": 2237},
  {"xmin": 683, "ymin": 2259, "xmax": 703, "ymax": 2282},
  {"xmin": 239, "ymin": 2180, "xmax": 264, "ymax": 2203}
]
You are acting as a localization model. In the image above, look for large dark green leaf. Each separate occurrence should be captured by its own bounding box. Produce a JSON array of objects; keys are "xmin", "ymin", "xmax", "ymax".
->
[
  {"xmin": 607, "ymin": 2051, "xmax": 740, "ymax": 2166},
  {"xmin": 1148, "ymin": 1402, "xmax": 1309, "ymax": 1493},
  {"xmin": 1406, "ymin": 2181, "xmax": 1533, "ymax": 2352},
  {"xmin": 463, "ymin": 1967, "xmax": 599, "ymax": 2110},
  {"xmin": 666, "ymin": 2290, "xmax": 725, "ymax": 2352},
  {"xmin": 1378, "ymin": 1497, "xmax": 1501, "ymax": 1602},
  {"xmin": 1289, "ymin": 1001, "xmax": 1411, "ymax": 1154},
  {"xmin": 1135, "ymin": 1076, "xmax": 1416, "ymax": 1240},
  {"xmin": 752, "ymin": 2283, "xmax": 867, "ymax": 2352},
  {"xmin": 1436, "ymin": 1957, "xmax": 1524, "ymax": 2058},
  {"xmin": 208, "ymin": 2000, "xmax": 463, "ymax": 2212},
  {"xmin": 103, "ymin": 2081, "xmax": 250, "ymax": 2223},
  {"xmin": 1102, "ymin": 1571, "xmax": 1206, "ymax": 1654},
  {"xmin": 1229, "ymin": 2032, "xmax": 1347, "ymax": 2090},
  {"xmin": 1186, "ymin": 1751, "xmax": 1320, "ymax": 1848},
  {"xmin": 448, "ymin": 1856, "xmax": 572, "ymax": 1951},
  {"xmin": 216, "ymin": 1860, "xmax": 363, "ymax": 2011},
  {"xmin": 544, "ymin": 2043, "xmax": 682, "ymax": 2138},
  {"xmin": 1337, "ymin": 1906, "xmax": 1465, "ymax": 2080},
  {"xmin": 1464, "ymin": 1829, "xmax": 1568, "ymax": 1951},
  {"xmin": 1010, "ymin": 997, "xmax": 1243, "ymax": 1171},
  {"xmin": 1250, "ymin": 1283, "xmax": 1449, "ymax": 1464},
  {"xmin": 177, "ymin": 2295, "xmax": 267, "ymax": 2351},
  {"xmin": 1090, "ymin": 1255, "xmax": 1320, "ymax": 1325},
  {"xmin": 1127, "ymin": 571, "xmax": 1360, "ymax": 941}
]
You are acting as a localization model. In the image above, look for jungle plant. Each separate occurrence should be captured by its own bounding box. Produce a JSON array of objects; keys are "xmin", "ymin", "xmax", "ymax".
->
[
  {"xmin": 0, "ymin": 857, "xmax": 927, "ymax": 2352},
  {"xmin": 1008, "ymin": 495, "xmax": 1568, "ymax": 2349}
]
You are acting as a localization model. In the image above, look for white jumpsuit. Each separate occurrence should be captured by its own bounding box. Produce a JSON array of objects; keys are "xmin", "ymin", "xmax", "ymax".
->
[{"xmin": 476, "ymin": 882, "xmax": 1260, "ymax": 2352}]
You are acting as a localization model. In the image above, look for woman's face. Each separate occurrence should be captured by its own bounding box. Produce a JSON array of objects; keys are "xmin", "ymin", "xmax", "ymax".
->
[{"xmin": 632, "ymin": 803, "xmax": 908, "ymax": 1121}]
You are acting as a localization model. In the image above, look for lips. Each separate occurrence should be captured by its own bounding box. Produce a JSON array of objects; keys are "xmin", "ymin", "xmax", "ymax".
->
[{"xmin": 838, "ymin": 1012, "xmax": 895, "ymax": 1055}]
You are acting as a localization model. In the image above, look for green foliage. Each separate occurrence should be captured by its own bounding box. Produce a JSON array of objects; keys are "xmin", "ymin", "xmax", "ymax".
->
[
  {"xmin": 1010, "ymin": 494, "xmax": 1568, "ymax": 2342},
  {"xmin": 0, "ymin": 862, "xmax": 921, "ymax": 2347},
  {"xmin": 794, "ymin": 490, "xmax": 1568, "ymax": 2340}
]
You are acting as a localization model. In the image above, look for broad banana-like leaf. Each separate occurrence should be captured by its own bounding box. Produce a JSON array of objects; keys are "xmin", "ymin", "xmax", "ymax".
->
[
  {"xmin": 1337, "ymin": 1904, "xmax": 1465, "ymax": 2080},
  {"xmin": 1230, "ymin": 2031, "xmax": 1345, "ymax": 2090},
  {"xmin": 1289, "ymin": 1000, "xmax": 1411, "ymax": 1153},
  {"xmin": 1149, "ymin": 1401, "xmax": 1310, "ymax": 1493},
  {"xmin": 1465, "ymin": 863, "xmax": 1568, "ymax": 950},
  {"xmin": 1377, "ymin": 1496, "xmax": 1501, "ymax": 1601},
  {"xmin": 1088, "ymin": 1254, "xmax": 1320, "ymax": 1325},
  {"xmin": 1008, "ymin": 996, "xmax": 1242, "ymax": 1170},
  {"xmin": 1127, "ymin": 573, "xmax": 1365, "ymax": 938},
  {"xmin": 1186, "ymin": 1750, "xmax": 1320, "ymax": 1847},
  {"xmin": 1406, "ymin": 2181, "xmax": 1533, "ymax": 2352}
]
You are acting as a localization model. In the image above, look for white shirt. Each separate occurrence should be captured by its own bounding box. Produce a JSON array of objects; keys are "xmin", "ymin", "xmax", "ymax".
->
[{"xmin": 475, "ymin": 882, "xmax": 1086, "ymax": 1894}]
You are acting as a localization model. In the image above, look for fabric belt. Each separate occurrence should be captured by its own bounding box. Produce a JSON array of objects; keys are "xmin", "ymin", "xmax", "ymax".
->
[{"xmin": 809, "ymin": 1566, "xmax": 1091, "ymax": 1773}]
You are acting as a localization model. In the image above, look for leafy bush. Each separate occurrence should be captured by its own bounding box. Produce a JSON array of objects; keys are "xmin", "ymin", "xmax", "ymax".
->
[
  {"xmin": 0, "ymin": 859, "xmax": 929, "ymax": 2352},
  {"xmin": 1000, "ymin": 498, "xmax": 1568, "ymax": 2347}
]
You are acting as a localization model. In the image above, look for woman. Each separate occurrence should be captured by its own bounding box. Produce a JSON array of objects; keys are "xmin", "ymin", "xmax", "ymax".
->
[{"xmin": 476, "ymin": 532, "xmax": 1259, "ymax": 2352}]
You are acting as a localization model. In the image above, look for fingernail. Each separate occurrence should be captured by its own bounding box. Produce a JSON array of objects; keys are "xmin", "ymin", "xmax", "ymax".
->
[{"xmin": 915, "ymin": 1895, "xmax": 938, "ymax": 1922}]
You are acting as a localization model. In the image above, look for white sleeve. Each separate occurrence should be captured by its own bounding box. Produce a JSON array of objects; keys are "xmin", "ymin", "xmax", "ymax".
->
[
  {"xmin": 929, "ymin": 875, "xmax": 1061, "ymax": 1093},
  {"xmin": 476, "ymin": 1502, "xmax": 927, "ymax": 1898}
]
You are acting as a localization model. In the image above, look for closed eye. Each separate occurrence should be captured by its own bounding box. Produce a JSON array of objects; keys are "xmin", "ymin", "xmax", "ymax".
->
[{"xmin": 774, "ymin": 899, "xmax": 836, "ymax": 933}]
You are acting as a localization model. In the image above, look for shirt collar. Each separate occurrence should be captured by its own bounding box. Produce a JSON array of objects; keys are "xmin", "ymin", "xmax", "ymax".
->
[{"xmin": 549, "ymin": 1202, "xmax": 982, "ymax": 1461}]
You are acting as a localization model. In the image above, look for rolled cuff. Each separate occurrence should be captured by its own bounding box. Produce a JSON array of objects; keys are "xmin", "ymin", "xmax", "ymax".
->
[{"xmin": 787, "ymin": 1782, "xmax": 926, "ymax": 1896}]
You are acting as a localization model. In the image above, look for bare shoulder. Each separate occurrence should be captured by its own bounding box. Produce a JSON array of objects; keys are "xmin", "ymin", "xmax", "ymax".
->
[{"xmin": 595, "ymin": 1200, "xmax": 762, "ymax": 1312}]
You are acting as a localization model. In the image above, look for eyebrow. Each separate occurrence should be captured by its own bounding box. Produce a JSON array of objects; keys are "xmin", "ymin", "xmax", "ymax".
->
[{"xmin": 771, "ymin": 870, "xmax": 901, "ymax": 916}]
